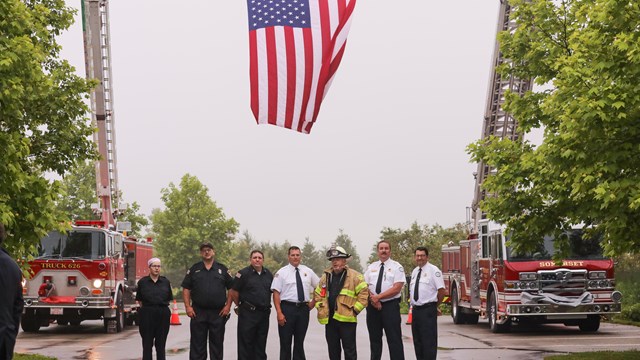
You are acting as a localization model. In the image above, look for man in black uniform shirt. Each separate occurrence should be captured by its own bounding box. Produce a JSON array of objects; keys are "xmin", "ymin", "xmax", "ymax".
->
[
  {"xmin": 136, "ymin": 257, "xmax": 173, "ymax": 360},
  {"xmin": 0, "ymin": 223, "xmax": 23, "ymax": 360},
  {"xmin": 182, "ymin": 243, "xmax": 233, "ymax": 360},
  {"xmin": 229, "ymin": 250, "xmax": 273, "ymax": 360}
]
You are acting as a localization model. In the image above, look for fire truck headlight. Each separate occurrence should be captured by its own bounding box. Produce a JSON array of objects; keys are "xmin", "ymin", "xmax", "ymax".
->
[
  {"xmin": 589, "ymin": 271, "xmax": 606, "ymax": 279},
  {"xmin": 93, "ymin": 279, "xmax": 103, "ymax": 288},
  {"xmin": 612, "ymin": 291, "xmax": 623, "ymax": 303},
  {"xmin": 519, "ymin": 272, "xmax": 538, "ymax": 281}
]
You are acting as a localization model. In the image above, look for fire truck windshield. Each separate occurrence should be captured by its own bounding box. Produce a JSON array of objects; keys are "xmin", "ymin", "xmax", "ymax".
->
[
  {"xmin": 38, "ymin": 231, "xmax": 106, "ymax": 260},
  {"xmin": 506, "ymin": 229, "xmax": 606, "ymax": 262}
]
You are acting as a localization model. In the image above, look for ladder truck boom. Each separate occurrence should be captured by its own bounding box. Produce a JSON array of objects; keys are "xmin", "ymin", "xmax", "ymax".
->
[
  {"xmin": 82, "ymin": 0, "xmax": 120, "ymax": 227},
  {"xmin": 470, "ymin": 0, "xmax": 531, "ymax": 234}
]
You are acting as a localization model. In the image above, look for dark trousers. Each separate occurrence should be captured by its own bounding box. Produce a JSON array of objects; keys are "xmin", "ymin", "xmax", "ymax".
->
[
  {"xmin": 189, "ymin": 307, "xmax": 228, "ymax": 360},
  {"xmin": 411, "ymin": 304, "xmax": 438, "ymax": 360},
  {"xmin": 366, "ymin": 299, "xmax": 405, "ymax": 360},
  {"xmin": 238, "ymin": 308, "xmax": 270, "ymax": 360},
  {"xmin": 139, "ymin": 306, "xmax": 171, "ymax": 360},
  {"xmin": 1, "ymin": 330, "xmax": 18, "ymax": 360},
  {"xmin": 325, "ymin": 317, "xmax": 357, "ymax": 360},
  {"xmin": 278, "ymin": 302, "xmax": 311, "ymax": 360}
]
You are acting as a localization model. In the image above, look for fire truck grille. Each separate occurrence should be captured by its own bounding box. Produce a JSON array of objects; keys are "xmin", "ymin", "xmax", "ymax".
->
[{"xmin": 538, "ymin": 269, "xmax": 587, "ymax": 294}]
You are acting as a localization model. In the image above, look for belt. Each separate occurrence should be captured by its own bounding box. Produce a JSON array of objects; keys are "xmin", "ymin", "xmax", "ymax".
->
[
  {"xmin": 381, "ymin": 298, "xmax": 400, "ymax": 304},
  {"xmin": 414, "ymin": 302, "xmax": 437, "ymax": 309},
  {"xmin": 281, "ymin": 300, "xmax": 309, "ymax": 308},
  {"xmin": 240, "ymin": 301, "xmax": 271, "ymax": 312}
]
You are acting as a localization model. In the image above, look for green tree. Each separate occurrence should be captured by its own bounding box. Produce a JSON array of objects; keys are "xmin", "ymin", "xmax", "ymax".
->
[
  {"xmin": 118, "ymin": 201, "xmax": 149, "ymax": 238},
  {"xmin": 55, "ymin": 160, "xmax": 149, "ymax": 237},
  {"xmin": 57, "ymin": 160, "xmax": 97, "ymax": 221},
  {"xmin": 301, "ymin": 238, "xmax": 325, "ymax": 274},
  {"xmin": 1, "ymin": 0, "xmax": 96, "ymax": 259},
  {"xmin": 225, "ymin": 230, "xmax": 259, "ymax": 274},
  {"xmin": 369, "ymin": 222, "xmax": 468, "ymax": 271},
  {"xmin": 332, "ymin": 230, "xmax": 363, "ymax": 272},
  {"xmin": 151, "ymin": 174, "xmax": 239, "ymax": 272},
  {"xmin": 467, "ymin": 0, "xmax": 640, "ymax": 256}
]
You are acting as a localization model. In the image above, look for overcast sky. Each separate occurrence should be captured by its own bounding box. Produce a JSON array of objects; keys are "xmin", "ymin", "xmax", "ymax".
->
[{"xmin": 58, "ymin": 0, "xmax": 502, "ymax": 259}]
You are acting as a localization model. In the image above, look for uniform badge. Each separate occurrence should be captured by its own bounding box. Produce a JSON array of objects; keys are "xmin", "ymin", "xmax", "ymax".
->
[
  {"xmin": 235, "ymin": 272, "xmax": 242, "ymax": 278},
  {"xmin": 435, "ymin": 271, "xmax": 441, "ymax": 277},
  {"xmin": 304, "ymin": 273, "xmax": 307, "ymax": 277},
  {"xmin": 218, "ymin": 269, "xmax": 222, "ymax": 275},
  {"xmin": 186, "ymin": 269, "xmax": 190, "ymax": 275}
]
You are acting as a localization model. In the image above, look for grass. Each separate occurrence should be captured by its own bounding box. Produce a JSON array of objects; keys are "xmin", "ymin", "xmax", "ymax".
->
[
  {"xmin": 545, "ymin": 350, "xmax": 640, "ymax": 359},
  {"xmin": 610, "ymin": 316, "xmax": 640, "ymax": 327},
  {"xmin": 15, "ymin": 354, "xmax": 57, "ymax": 360}
]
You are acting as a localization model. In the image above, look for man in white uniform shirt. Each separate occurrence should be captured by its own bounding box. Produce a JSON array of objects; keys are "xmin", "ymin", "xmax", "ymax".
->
[
  {"xmin": 409, "ymin": 246, "xmax": 445, "ymax": 360},
  {"xmin": 271, "ymin": 246, "xmax": 320, "ymax": 360},
  {"xmin": 364, "ymin": 240, "xmax": 406, "ymax": 360}
]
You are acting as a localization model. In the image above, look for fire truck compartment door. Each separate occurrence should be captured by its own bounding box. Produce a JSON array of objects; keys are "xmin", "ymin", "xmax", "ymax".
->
[{"xmin": 470, "ymin": 239, "xmax": 481, "ymax": 308}]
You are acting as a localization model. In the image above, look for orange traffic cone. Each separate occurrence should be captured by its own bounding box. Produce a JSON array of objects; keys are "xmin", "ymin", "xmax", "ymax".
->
[
  {"xmin": 406, "ymin": 305, "xmax": 413, "ymax": 325},
  {"xmin": 170, "ymin": 300, "xmax": 181, "ymax": 325}
]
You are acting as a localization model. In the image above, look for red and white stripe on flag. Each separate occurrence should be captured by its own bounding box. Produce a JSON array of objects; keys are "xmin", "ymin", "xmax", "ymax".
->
[{"xmin": 247, "ymin": 0, "xmax": 357, "ymax": 134}]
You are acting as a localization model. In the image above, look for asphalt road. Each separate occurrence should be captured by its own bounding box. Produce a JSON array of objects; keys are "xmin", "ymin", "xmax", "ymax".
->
[{"xmin": 15, "ymin": 304, "xmax": 640, "ymax": 360}]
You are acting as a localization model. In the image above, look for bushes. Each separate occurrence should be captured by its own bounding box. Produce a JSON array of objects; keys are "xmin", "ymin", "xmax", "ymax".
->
[{"xmin": 619, "ymin": 303, "xmax": 640, "ymax": 323}]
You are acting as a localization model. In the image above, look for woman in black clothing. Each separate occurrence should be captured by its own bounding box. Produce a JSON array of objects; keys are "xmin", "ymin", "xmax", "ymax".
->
[{"xmin": 136, "ymin": 257, "xmax": 173, "ymax": 360}]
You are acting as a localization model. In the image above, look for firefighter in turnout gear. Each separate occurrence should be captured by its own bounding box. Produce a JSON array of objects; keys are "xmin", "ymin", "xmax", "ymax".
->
[{"xmin": 314, "ymin": 246, "xmax": 369, "ymax": 360}]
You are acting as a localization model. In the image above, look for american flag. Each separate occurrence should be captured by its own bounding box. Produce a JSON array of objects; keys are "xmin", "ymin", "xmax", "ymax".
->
[{"xmin": 247, "ymin": 0, "xmax": 357, "ymax": 134}]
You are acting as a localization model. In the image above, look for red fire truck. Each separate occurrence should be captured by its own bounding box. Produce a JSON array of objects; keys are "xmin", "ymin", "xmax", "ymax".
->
[
  {"xmin": 21, "ymin": 1, "xmax": 153, "ymax": 333},
  {"xmin": 21, "ymin": 221, "xmax": 153, "ymax": 333},
  {"xmin": 442, "ymin": 1, "xmax": 622, "ymax": 333},
  {"xmin": 442, "ymin": 220, "xmax": 622, "ymax": 332}
]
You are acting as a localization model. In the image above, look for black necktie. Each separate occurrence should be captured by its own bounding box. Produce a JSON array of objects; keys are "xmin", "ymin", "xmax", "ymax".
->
[
  {"xmin": 295, "ymin": 267, "xmax": 305, "ymax": 302},
  {"xmin": 375, "ymin": 263, "xmax": 385, "ymax": 294},
  {"xmin": 413, "ymin": 268, "xmax": 422, "ymax": 301}
]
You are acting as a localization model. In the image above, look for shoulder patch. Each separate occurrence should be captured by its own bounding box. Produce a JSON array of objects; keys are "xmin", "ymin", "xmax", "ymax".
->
[
  {"xmin": 218, "ymin": 269, "xmax": 222, "ymax": 274},
  {"xmin": 235, "ymin": 272, "xmax": 242, "ymax": 278},
  {"xmin": 435, "ymin": 271, "xmax": 441, "ymax": 277},
  {"xmin": 274, "ymin": 273, "xmax": 279, "ymax": 278},
  {"xmin": 398, "ymin": 267, "xmax": 404, "ymax": 273}
]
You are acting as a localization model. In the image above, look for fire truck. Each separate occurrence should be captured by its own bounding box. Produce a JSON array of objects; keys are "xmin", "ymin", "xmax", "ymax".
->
[
  {"xmin": 441, "ymin": 1, "xmax": 622, "ymax": 333},
  {"xmin": 21, "ymin": 0, "xmax": 153, "ymax": 333},
  {"xmin": 21, "ymin": 221, "xmax": 153, "ymax": 333}
]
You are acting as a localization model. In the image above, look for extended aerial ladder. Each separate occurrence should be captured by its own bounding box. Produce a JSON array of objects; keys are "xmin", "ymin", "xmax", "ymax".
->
[
  {"xmin": 81, "ymin": 0, "xmax": 120, "ymax": 227},
  {"xmin": 469, "ymin": 0, "xmax": 532, "ymax": 233}
]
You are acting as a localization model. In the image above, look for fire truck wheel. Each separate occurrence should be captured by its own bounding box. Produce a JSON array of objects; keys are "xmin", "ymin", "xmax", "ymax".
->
[
  {"xmin": 488, "ymin": 294, "xmax": 510, "ymax": 333},
  {"xmin": 451, "ymin": 288, "xmax": 465, "ymax": 324},
  {"xmin": 579, "ymin": 315, "xmax": 600, "ymax": 332},
  {"xmin": 115, "ymin": 290, "xmax": 125, "ymax": 332},
  {"xmin": 21, "ymin": 315, "xmax": 41, "ymax": 333}
]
